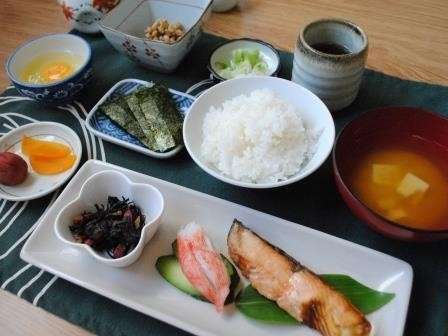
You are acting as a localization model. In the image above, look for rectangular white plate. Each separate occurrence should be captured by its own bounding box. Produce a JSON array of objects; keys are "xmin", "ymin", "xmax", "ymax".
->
[{"xmin": 21, "ymin": 160, "xmax": 413, "ymax": 336}]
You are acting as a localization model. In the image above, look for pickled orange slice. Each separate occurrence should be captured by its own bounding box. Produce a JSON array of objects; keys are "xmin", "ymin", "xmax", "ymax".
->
[
  {"xmin": 30, "ymin": 154, "xmax": 76, "ymax": 175},
  {"xmin": 22, "ymin": 136, "xmax": 71, "ymax": 159}
]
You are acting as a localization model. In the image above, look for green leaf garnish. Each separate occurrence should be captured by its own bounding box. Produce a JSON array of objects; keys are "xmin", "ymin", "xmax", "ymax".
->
[
  {"xmin": 236, "ymin": 274, "xmax": 395, "ymax": 324},
  {"xmin": 321, "ymin": 274, "xmax": 395, "ymax": 314},
  {"xmin": 235, "ymin": 285, "xmax": 298, "ymax": 325}
]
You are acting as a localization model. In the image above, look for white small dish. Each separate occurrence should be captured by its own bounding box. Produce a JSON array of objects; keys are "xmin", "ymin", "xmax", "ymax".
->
[
  {"xmin": 99, "ymin": 0, "xmax": 213, "ymax": 73},
  {"xmin": 54, "ymin": 170, "xmax": 164, "ymax": 267},
  {"xmin": 212, "ymin": 0, "xmax": 238, "ymax": 12},
  {"xmin": 21, "ymin": 160, "xmax": 412, "ymax": 336},
  {"xmin": 209, "ymin": 38, "xmax": 281, "ymax": 81},
  {"xmin": 85, "ymin": 78, "xmax": 194, "ymax": 159},
  {"xmin": 183, "ymin": 76, "xmax": 335, "ymax": 189},
  {"xmin": 0, "ymin": 122, "xmax": 82, "ymax": 201}
]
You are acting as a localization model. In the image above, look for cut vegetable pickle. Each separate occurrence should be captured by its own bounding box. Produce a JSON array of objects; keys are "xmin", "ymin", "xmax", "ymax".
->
[
  {"xmin": 30, "ymin": 154, "xmax": 76, "ymax": 175},
  {"xmin": 372, "ymin": 164, "xmax": 401, "ymax": 186},
  {"xmin": 22, "ymin": 136, "xmax": 71, "ymax": 158},
  {"xmin": 396, "ymin": 173, "xmax": 429, "ymax": 197}
]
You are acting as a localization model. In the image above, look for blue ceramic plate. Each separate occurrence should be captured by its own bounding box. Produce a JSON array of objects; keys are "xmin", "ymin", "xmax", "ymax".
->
[{"xmin": 86, "ymin": 79, "xmax": 194, "ymax": 159}]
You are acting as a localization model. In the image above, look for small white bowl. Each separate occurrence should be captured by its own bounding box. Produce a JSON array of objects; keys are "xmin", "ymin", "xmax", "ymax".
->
[
  {"xmin": 208, "ymin": 38, "xmax": 281, "ymax": 81},
  {"xmin": 55, "ymin": 170, "xmax": 164, "ymax": 267},
  {"xmin": 183, "ymin": 76, "xmax": 335, "ymax": 189},
  {"xmin": 212, "ymin": 0, "xmax": 238, "ymax": 12},
  {"xmin": 6, "ymin": 33, "xmax": 92, "ymax": 104}
]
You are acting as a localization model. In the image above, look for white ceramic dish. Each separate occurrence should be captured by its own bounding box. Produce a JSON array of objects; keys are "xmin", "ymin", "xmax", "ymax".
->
[
  {"xmin": 209, "ymin": 38, "xmax": 281, "ymax": 81},
  {"xmin": 212, "ymin": 0, "xmax": 238, "ymax": 12},
  {"xmin": 54, "ymin": 170, "xmax": 164, "ymax": 267},
  {"xmin": 99, "ymin": 0, "xmax": 213, "ymax": 72},
  {"xmin": 183, "ymin": 76, "xmax": 335, "ymax": 188},
  {"xmin": 0, "ymin": 122, "xmax": 82, "ymax": 201},
  {"xmin": 85, "ymin": 79, "xmax": 194, "ymax": 159},
  {"xmin": 21, "ymin": 160, "xmax": 412, "ymax": 336},
  {"xmin": 57, "ymin": 0, "xmax": 120, "ymax": 34}
]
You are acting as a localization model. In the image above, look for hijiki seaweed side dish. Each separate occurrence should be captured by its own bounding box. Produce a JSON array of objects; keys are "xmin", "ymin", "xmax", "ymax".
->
[
  {"xmin": 99, "ymin": 84, "xmax": 183, "ymax": 152},
  {"xmin": 69, "ymin": 196, "xmax": 145, "ymax": 259}
]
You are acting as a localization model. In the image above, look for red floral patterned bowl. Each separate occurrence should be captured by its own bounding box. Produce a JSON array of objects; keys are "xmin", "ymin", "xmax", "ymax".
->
[{"xmin": 333, "ymin": 106, "xmax": 448, "ymax": 242}]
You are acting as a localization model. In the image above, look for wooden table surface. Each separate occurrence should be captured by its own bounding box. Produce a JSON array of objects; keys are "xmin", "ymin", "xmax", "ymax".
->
[{"xmin": 0, "ymin": 0, "xmax": 447, "ymax": 335}]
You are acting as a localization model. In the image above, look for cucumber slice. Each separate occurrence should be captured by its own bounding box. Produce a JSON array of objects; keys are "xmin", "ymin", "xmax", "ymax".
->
[
  {"xmin": 224, "ymin": 256, "xmax": 241, "ymax": 302},
  {"xmin": 156, "ymin": 253, "xmax": 241, "ymax": 304},
  {"xmin": 155, "ymin": 255, "xmax": 204, "ymax": 300}
]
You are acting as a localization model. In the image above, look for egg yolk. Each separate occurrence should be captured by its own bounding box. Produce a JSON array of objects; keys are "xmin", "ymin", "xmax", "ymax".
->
[
  {"xmin": 41, "ymin": 63, "xmax": 73, "ymax": 82},
  {"xmin": 19, "ymin": 51, "xmax": 82, "ymax": 85}
]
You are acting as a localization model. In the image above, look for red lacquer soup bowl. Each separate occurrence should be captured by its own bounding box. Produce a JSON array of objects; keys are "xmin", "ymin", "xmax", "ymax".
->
[{"xmin": 333, "ymin": 106, "xmax": 448, "ymax": 242}]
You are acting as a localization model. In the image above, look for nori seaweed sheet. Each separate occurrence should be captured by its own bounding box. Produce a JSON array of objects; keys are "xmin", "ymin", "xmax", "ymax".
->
[
  {"xmin": 132, "ymin": 91, "xmax": 174, "ymax": 152},
  {"xmin": 99, "ymin": 84, "xmax": 183, "ymax": 152},
  {"xmin": 130, "ymin": 85, "xmax": 182, "ymax": 152},
  {"xmin": 138, "ymin": 85, "xmax": 183, "ymax": 144},
  {"xmin": 124, "ymin": 94, "xmax": 158, "ymax": 149},
  {"xmin": 99, "ymin": 98, "xmax": 152, "ymax": 148}
]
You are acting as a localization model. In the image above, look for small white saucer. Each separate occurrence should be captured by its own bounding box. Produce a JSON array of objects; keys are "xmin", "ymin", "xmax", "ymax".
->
[{"xmin": 0, "ymin": 122, "xmax": 82, "ymax": 201}]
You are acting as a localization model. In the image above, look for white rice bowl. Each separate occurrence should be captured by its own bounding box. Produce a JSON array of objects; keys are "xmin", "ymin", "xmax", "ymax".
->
[{"xmin": 200, "ymin": 89, "xmax": 315, "ymax": 184}]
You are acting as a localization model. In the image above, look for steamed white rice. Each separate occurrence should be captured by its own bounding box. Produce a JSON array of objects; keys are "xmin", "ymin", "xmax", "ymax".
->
[{"xmin": 200, "ymin": 89, "xmax": 313, "ymax": 184}]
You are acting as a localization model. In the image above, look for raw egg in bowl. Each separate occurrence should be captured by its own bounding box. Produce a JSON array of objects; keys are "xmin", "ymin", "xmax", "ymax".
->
[
  {"xmin": 6, "ymin": 34, "xmax": 92, "ymax": 104},
  {"xmin": 333, "ymin": 106, "xmax": 448, "ymax": 242}
]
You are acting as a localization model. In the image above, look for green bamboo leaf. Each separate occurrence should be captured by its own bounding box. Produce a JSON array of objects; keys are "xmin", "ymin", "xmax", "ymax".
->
[
  {"xmin": 235, "ymin": 285, "xmax": 298, "ymax": 325},
  {"xmin": 321, "ymin": 274, "xmax": 395, "ymax": 314},
  {"xmin": 236, "ymin": 274, "xmax": 395, "ymax": 324}
]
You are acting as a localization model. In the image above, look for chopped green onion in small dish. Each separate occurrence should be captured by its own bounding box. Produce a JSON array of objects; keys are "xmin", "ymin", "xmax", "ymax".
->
[
  {"xmin": 214, "ymin": 48, "xmax": 269, "ymax": 79},
  {"xmin": 209, "ymin": 38, "xmax": 280, "ymax": 81}
]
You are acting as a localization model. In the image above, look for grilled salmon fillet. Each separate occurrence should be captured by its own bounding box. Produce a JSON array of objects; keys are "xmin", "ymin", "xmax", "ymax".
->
[{"xmin": 227, "ymin": 220, "xmax": 371, "ymax": 336}]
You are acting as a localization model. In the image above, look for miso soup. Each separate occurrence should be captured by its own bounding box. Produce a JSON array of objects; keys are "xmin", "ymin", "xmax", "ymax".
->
[{"xmin": 351, "ymin": 148, "xmax": 448, "ymax": 231}]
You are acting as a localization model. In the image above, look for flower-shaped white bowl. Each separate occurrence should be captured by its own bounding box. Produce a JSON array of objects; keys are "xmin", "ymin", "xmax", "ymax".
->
[{"xmin": 54, "ymin": 170, "xmax": 164, "ymax": 267}]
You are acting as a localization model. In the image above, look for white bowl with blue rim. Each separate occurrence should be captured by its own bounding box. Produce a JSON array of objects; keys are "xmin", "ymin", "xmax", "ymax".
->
[
  {"xmin": 99, "ymin": 0, "xmax": 212, "ymax": 73},
  {"xmin": 5, "ymin": 33, "xmax": 92, "ymax": 105},
  {"xmin": 85, "ymin": 78, "xmax": 195, "ymax": 159}
]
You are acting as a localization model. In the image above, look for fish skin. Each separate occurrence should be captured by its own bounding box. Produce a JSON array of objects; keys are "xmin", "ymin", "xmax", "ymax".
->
[
  {"xmin": 227, "ymin": 219, "xmax": 371, "ymax": 336},
  {"xmin": 177, "ymin": 222, "xmax": 230, "ymax": 312}
]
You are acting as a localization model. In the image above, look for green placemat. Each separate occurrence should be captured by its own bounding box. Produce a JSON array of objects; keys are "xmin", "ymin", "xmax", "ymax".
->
[{"xmin": 1, "ymin": 32, "xmax": 447, "ymax": 336}]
